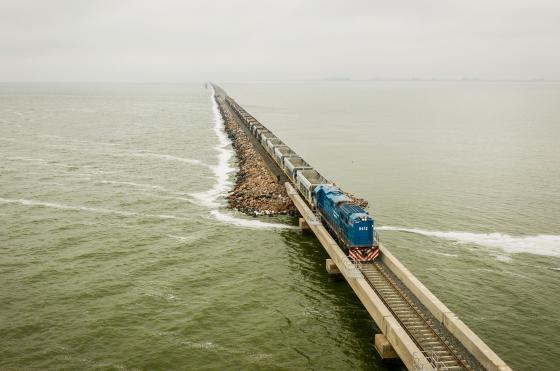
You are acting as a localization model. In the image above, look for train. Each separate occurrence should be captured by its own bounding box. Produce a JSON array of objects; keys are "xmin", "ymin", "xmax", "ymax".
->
[{"xmin": 224, "ymin": 95, "xmax": 379, "ymax": 262}]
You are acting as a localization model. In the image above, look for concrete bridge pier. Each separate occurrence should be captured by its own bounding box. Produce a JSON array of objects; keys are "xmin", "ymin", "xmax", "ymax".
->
[
  {"xmin": 375, "ymin": 334, "xmax": 398, "ymax": 360},
  {"xmin": 326, "ymin": 258, "xmax": 341, "ymax": 275},
  {"xmin": 299, "ymin": 218, "xmax": 311, "ymax": 234}
]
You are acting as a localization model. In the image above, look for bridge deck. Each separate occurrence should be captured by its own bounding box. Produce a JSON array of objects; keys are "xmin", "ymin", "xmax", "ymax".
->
[
  {"xmin": 361, "ymin": 262, "xmax": 472, "ymax": 370},
  {"xmin": 286, "ymin": 181, "xmax": 461, "ymax": 370}
]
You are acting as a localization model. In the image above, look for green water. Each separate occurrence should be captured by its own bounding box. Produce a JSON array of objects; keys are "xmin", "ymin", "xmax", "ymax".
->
[{"xmin": 1, "ymin": 82, "xmax": 559, "ymax": 370}]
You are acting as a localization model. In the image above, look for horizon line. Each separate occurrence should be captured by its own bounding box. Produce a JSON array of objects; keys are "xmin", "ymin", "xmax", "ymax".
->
[{"xmin": 1, "ymin": 78, "xmax": 560, "ymax": 84}]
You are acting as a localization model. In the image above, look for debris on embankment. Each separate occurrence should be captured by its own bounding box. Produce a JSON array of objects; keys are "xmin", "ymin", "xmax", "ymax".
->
[{"xmin": 345, "ymin": 192, "xmax": 368, "ymax": 209}]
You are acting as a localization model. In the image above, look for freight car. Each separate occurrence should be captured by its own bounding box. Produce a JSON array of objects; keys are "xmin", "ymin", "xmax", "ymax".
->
[
  {"xmin": 255, "ymin": 127, "xmax": 271, "ymax": 142},
  {"xmin": 265, "ymin": 138, "xmax": 285, "ymax": 156},
  {"xmin": 260, "ymin": 131, "xmax": 276, "ymax": 147},
  {"xmin": 251, "ymin": 123, "xmax": 265, "ymax": 136},
  {"xmin": 274, "ymin": 146, "xmax": 297, "ymax": 167},
  {"xmin": 296, "ymin": 169, "xmax": 331, "ymax": 205},
  {"xmin": 224, "ymin": 96, "xmax": 379, "ymax": 261},
  {"xmin": 284, "ymin": 156, "xmax": 312, "ymax": 183}
]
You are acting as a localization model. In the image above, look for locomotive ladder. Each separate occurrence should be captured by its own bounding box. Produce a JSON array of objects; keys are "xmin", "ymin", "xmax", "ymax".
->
[{"xmin": 360, "ymin": 262, "xmax": 473, "ymax": 371}]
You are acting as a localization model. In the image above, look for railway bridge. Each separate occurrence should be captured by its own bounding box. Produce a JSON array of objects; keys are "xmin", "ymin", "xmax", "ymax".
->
[{"xmin": 211, "ymin": 83, "xmax": 511, "ymax": 371}]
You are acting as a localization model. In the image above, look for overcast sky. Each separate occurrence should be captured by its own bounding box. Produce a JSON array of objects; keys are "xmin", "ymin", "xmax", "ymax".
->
[{"xmin": 1, "ymin": 0, "xmax": 559, "ymax": 82}]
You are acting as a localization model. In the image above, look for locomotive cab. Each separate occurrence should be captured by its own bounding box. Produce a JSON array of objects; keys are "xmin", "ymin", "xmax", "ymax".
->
[{"xmin": 340, "ymin": 206, "xmax": 374, "ymax": 248}]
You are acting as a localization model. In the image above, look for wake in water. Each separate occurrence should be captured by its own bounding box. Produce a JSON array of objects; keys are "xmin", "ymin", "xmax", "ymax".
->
[
  {"xmin": 38, "ymin": 135, "xmax": 119, "ymax": 148},
  {"xmin": 193, "ymin": 87, "xmax": 294, "ymax": 230},
  {"xmin": 378, "ymin": 225, "xmax": 560, "ymax": 257},
  {"xmin": 189, "ymin": 89, "xmax": 235, "ymax": 208},
  {"xmin": 131, "ymin": 152, "xmax": 211, "ymax": 168},
  {"xmin": 99, "ymin": 180, "xmax": 197, "ymax": 199},
  {"xmin": 210, "ymin": 210, "xmax": 297, "ymax": 230},
  {"xmin": 0, "ymin": 197, "xmax": 191, "ymax": 221}
]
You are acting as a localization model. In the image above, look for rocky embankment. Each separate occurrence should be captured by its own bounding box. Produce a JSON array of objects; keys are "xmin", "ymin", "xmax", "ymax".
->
[
  {"xmin": 218, "ymin": 102, "xmax": 298, "ymax": 216},
  {"xmin": 217, "ymin": 97, "xmax": 368, "ymax": 216}
]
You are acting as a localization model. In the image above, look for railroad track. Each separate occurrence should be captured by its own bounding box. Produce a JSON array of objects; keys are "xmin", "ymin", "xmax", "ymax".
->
[{"xmin": 360, "ymin": 262, "xmax": 474, "ymax": 371}]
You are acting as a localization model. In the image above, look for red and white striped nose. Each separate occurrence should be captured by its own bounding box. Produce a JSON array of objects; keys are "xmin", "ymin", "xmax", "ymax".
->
[{"xmin": 349, "ymin": 246, "xmax": 379, "ymax": 262}]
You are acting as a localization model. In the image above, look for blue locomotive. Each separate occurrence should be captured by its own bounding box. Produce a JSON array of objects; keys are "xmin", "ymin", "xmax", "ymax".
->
[
  {"xmin": 314, "ymin": 185, "xmax": 379, "ymax": 261},
  {"xmin": 224, "ymin": 93, "xmax": 379, "ymax": 262}
]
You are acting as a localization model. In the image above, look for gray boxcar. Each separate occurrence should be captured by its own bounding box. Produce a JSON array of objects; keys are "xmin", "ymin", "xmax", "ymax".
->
[
  {"xmin": 266, "ymin": 138, "xmax": 285, "ymax": 156},
  {"xmin": 255, "ymin": 127, "xmax": 271, "ymax": 141},
  {"xmin": 250, "ymin": 122, "xmax": 264, "ymax": 135},
  {"xmin": 284, "ymin": 156, "xmax": 313, "ymax": 182},
  {"xmin": 260, "ymin": 131, "xmax": 277, "ymax": 147},
  {"xmin": 274, "ymin": 146, "xmax": 297, "ymax": 167},
  {"xmin": 296, "ymin": 169, "xmax": 331, "ymax": 205}
]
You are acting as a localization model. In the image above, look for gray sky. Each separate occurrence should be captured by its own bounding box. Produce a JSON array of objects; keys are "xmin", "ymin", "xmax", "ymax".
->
[{"xmin": 1, "ymin": 0, "xmax": 559, "ymax": 82}]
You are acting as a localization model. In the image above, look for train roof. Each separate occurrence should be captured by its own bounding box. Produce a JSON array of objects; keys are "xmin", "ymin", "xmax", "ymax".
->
[
  {"xmin": 318, "ymin": 185, "xmax": 350, "ymax": 204},
  {"xmin": 285, "ymin": 156, "xmax": 310, "ymax": 167},
  {"xmin": 330, "ymin": 193, "xmax": 351, "ymax": 204},
  {"xmin": 267, "ymin": 138, "xmax": 285, "ymax": 145},
  {"xmin": 275, "ymin": 146, "xmax": 296, "ymax": 155},
  {"xmin": 299, "ymin": 169, "xmax": 330, "ymax": 184},
  {"xmin": 339, "ymin": 203, "xmax": 369, "ymax": 219},
  {"xmin": 317, "ymin": 185, "xmax": 370, "ymax": 219}
]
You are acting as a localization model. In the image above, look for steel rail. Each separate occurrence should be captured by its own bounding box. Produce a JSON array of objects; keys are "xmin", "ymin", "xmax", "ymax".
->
[{"xmin": 361, "ymin": 262, "xmax": 473, "ymax": 370}]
